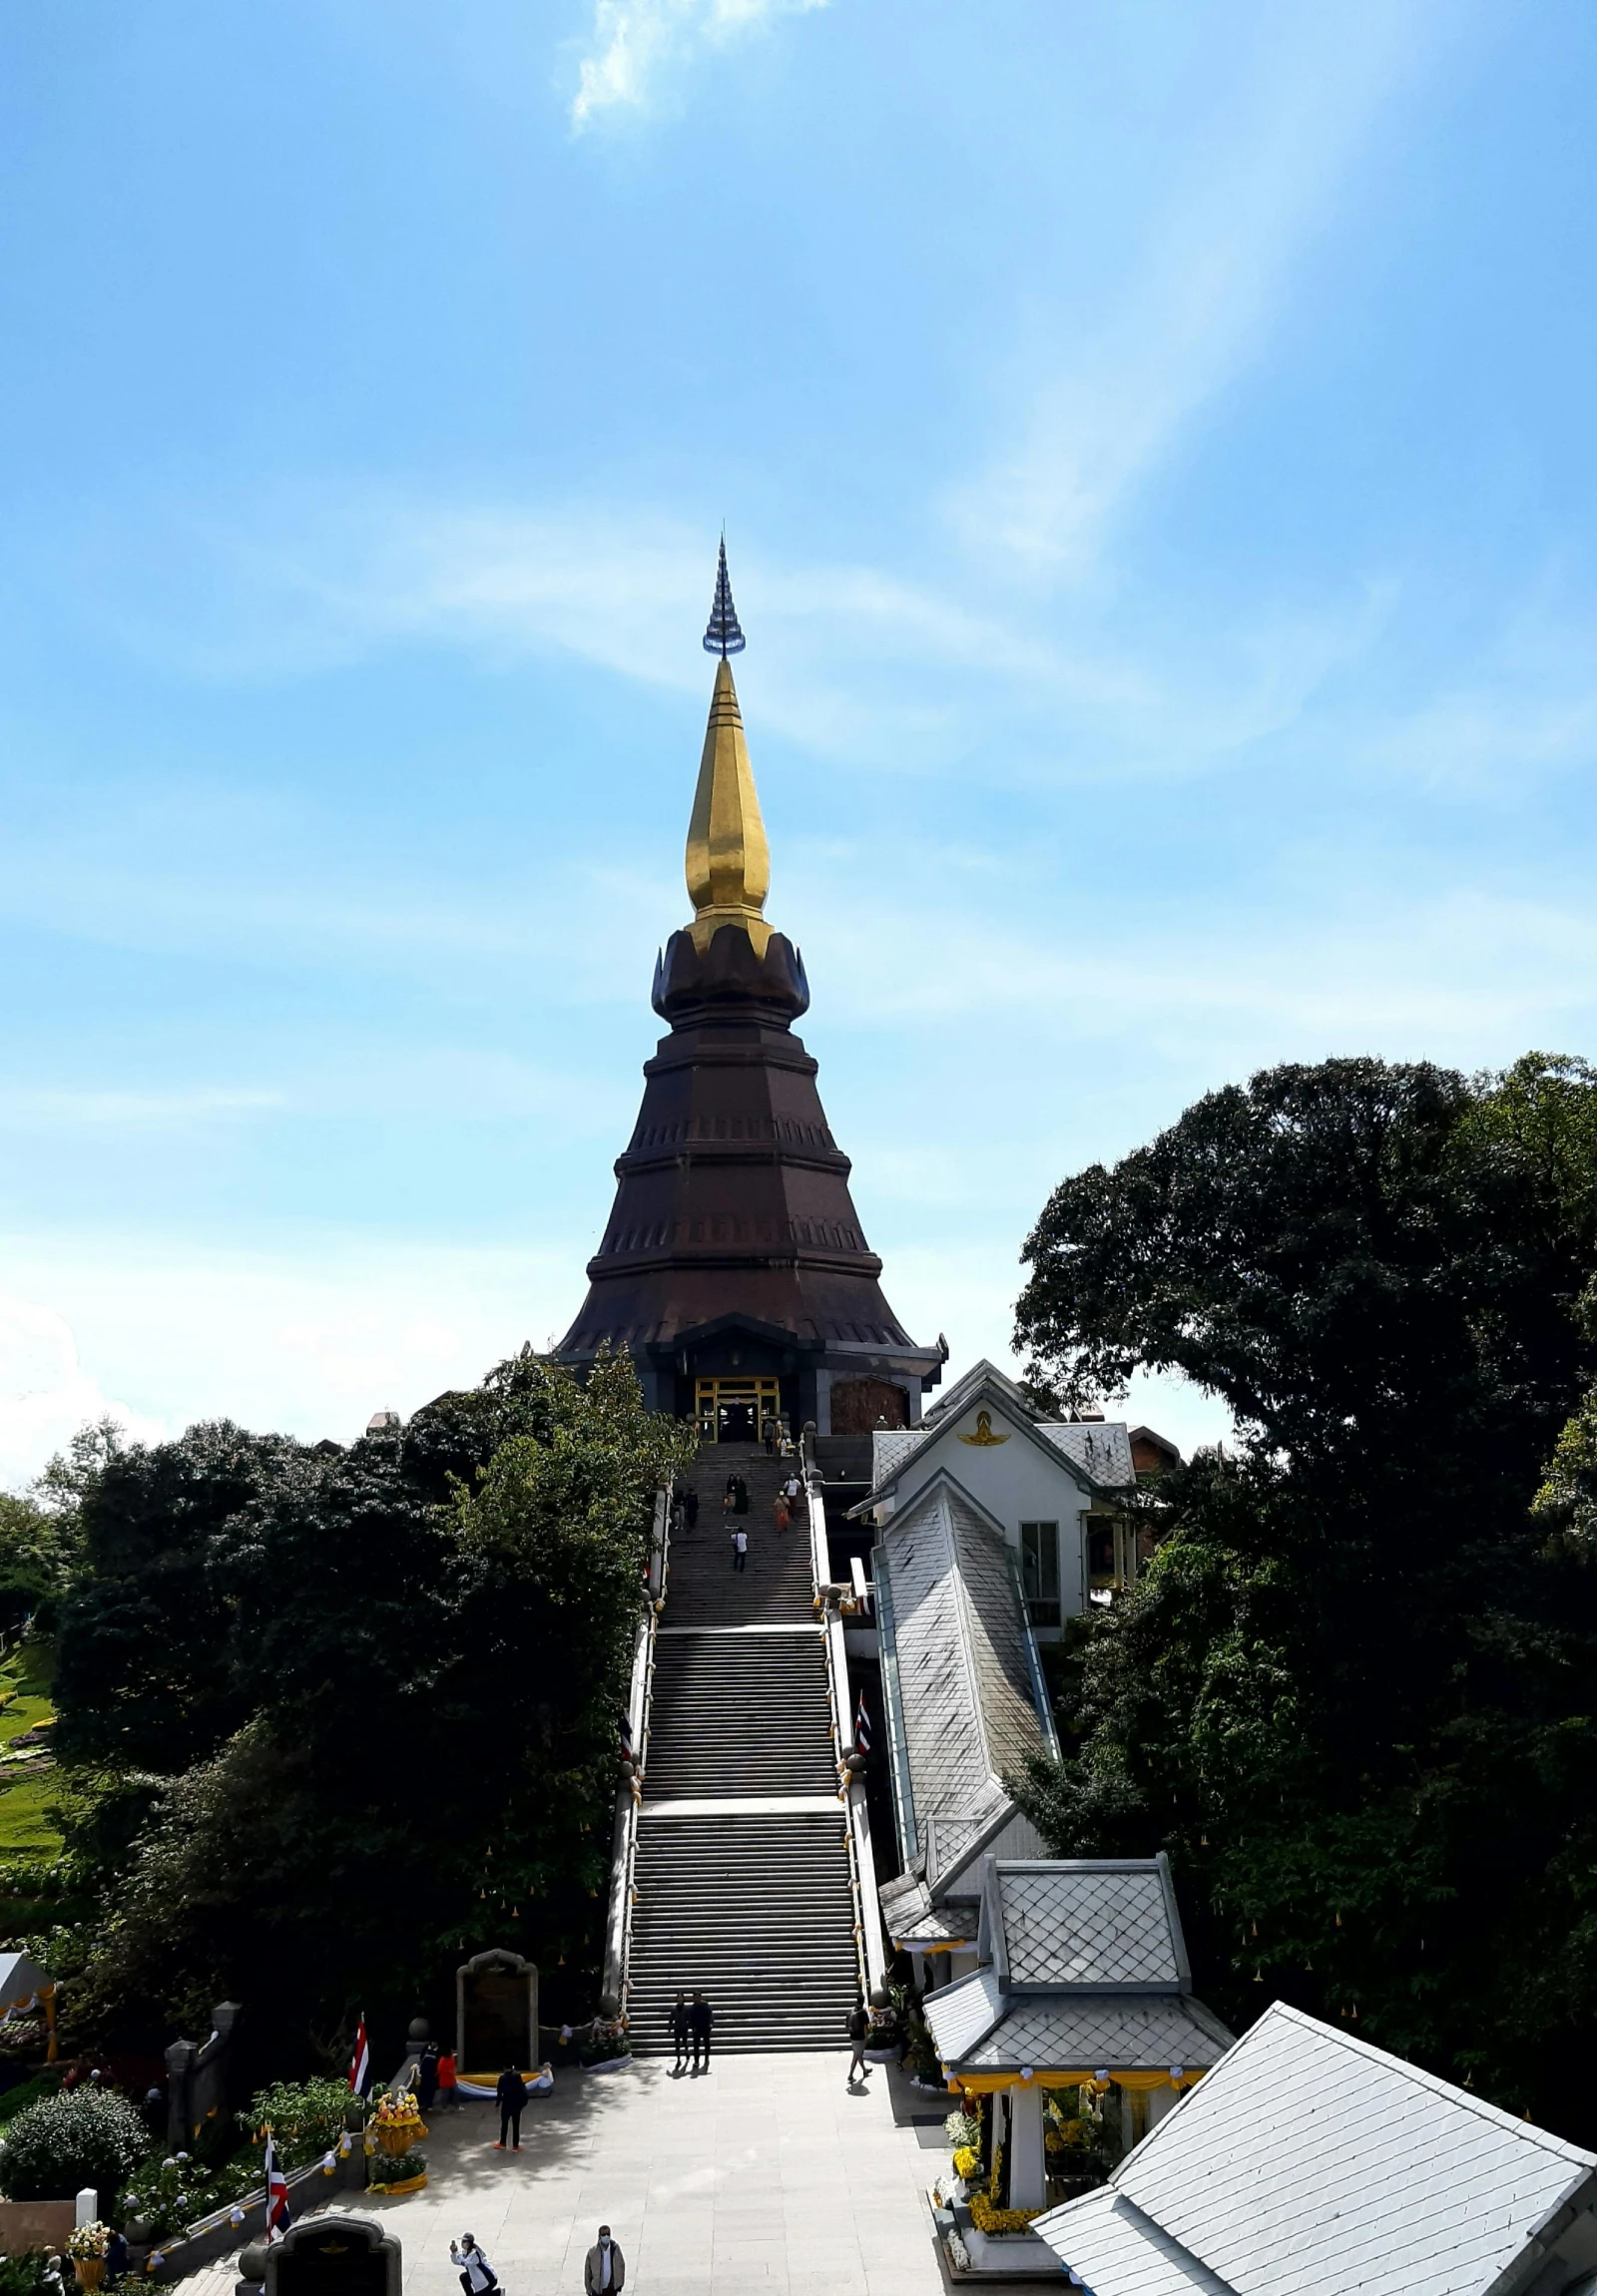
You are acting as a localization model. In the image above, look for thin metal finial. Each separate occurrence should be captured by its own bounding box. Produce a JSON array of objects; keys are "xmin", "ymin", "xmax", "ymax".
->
[{"xmin": 702, "ymin": 534, "xmax": 746, "ymax": 658}]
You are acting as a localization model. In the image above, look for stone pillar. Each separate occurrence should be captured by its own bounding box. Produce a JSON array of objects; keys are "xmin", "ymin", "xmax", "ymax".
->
[{"xmin": 1008, "ymin": 2084, "xmax": 1046, "ymax": 2211}]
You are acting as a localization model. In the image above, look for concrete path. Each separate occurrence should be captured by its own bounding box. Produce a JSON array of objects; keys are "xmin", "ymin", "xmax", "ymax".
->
[{"xmin": 342, "ymin": 2053, "xmax": 948, "ymax": 2296}]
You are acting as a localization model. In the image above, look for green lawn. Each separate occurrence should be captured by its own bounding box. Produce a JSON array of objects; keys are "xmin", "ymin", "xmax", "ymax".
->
[{"xmin": 0, "ymin": 1644, "xmax": 63, "ymax": 1859}]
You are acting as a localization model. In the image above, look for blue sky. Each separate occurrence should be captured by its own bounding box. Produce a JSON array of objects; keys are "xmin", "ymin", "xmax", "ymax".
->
[{"xmin": 1, "ymin": 0, "xmax": 1595, "ymax": 1480}]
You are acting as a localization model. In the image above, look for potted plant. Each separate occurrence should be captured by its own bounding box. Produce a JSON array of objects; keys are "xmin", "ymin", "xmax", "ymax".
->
[{"xmin": 67, "ymin": 2222, "xmax": 110, "ymax": 2290}]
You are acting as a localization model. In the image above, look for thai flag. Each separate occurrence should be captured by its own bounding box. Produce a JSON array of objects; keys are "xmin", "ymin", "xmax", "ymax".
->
[
  {"xmin": 265, "ymin": 2135, "xmax": 290, "ymax": 2244},
  {"xmin": 854, "ymin": 1691, "xmax": 871, "ymax": 1757},
  {"xmin": 347, "ymin": 2013, "xmax": 370, "ymax": 2093}
]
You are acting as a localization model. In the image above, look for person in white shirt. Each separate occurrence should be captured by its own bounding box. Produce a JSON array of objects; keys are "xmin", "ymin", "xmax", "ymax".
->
[
  {"xmin": 584, "ymin": 2226, "xmax": 626, "ymax": 2294},
  {"xmin": 451, "ymin": 2235, "xmax": 497, "ymax": 2296}
]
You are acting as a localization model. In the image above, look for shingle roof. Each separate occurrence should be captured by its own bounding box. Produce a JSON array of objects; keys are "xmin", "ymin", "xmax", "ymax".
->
[
  {"xmin": 932, "ymin": 1989, "xmax": 1233, "ymax": 2075},
  {"xmin": 997, "ymin": 1864, "xmax": 1182, "ymax": 1990},
  {"xmin": 873, "ymin": 1474, "xmax": 1054, "ymax": 1877},
  {"xmin": 1039, "ymin": 2001, "xmax": 1597, "ymax": 2296},
  {"xmin": 922, "ymin": 1358, "xmax": 1036, "ymax": 1428},
  {"xmin": 1035, "ymin": 2187, "xmax": 1236, "ymax": 2296},
  {"xmin": 1038, "ymin": 1420, "xmax": 1135, "ymax": 1487}
]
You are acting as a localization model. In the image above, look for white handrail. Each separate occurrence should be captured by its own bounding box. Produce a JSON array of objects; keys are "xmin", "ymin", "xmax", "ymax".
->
[
  {"xmin": 801, "ymin": 1440, "xmax": 888, "ymax": 1999},
  {"xmin": 601, "ymin": 1485, "xmax": 670, "ymax": 2023}
]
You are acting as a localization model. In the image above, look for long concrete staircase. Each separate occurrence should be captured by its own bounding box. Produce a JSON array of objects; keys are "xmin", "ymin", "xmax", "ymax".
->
[{"xmin": 626, "ymin": 1442, "xmax": 862, "ymax": 2056}]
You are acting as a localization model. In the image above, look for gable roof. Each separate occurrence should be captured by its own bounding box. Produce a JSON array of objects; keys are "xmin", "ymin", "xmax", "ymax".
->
[
  {"xmin": 922, "ymin": 1357, "xmax": 1036, "ymax": 1428},
  {"xmin": 872, "ymin": 1470, "xmax": 1057, "ymax": 1879},
  {"xmin": 856, "ymin": 1370, "xmax": 1136, "ymax": 1514},
  {"xmin": 924, "ymin": 1857, "xmax": 1231, "ymax": 2080},
  {"xmin": 1038, "ymin": 2000, "xmax": 1597, "ymax": 2296},
  {"xmin": 981, "ymin": 1858, "xmax": 1190, "ymax": 1993}
]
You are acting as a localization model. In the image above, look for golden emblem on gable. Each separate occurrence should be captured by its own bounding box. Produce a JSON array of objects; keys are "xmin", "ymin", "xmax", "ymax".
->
[{"xmin": 958, "ymin": 1409, "xmax": 1009, "ymax": 1447}]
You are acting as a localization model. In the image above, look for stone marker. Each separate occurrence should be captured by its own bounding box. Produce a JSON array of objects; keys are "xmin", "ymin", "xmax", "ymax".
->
[{"xmin": 263, "ymin": 2214, "xmax": 399, "ymax": 2296}]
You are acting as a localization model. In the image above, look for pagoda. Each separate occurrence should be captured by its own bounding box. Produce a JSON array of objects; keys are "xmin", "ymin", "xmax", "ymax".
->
[{"xmin": 557, "ymin": 543, "xmax": 943, "ymax": 1443}]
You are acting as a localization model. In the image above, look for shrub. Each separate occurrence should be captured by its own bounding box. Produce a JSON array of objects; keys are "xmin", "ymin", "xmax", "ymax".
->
[
  {"xmin": 235, "ymin": 2078, "xmax": 350, "ymax": 2169},
  {"xmin": 0, "ymin": 2088, "xmax": 150, "ymax": 2201},
  {"xmin": 117, "ymin": 2149, "xmax": 260, "ymax": 2241},
  {"xmin": 0, "ymin": 2251, "xmax": 53, "ymax": 2296},
  {"xmin": 367, "ymin": 2148, "xmax": 425, "ymax": 2187}
]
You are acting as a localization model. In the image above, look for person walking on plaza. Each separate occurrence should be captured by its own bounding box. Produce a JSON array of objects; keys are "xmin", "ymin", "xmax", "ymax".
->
[
  {"xmin": 845, "ymin": 1998, "xmax": 870, "ymax": 2084},
  {"xmin": 670, "ymin": 1991, "xmax": 691, "ymax": 2074},
  {"xmin": 731, "ymin": 1525, "xmax": 748, "ymax": 1573},
  {"xmin": 451, "ymin": 2236, "xmax": 498, "ymax": 2296},
  {"xmin": 436, "ymin": 2047, "xmax": 461, "ymax": 2109},
  {"xmin": 584, "ymin": 2227, "xmax": 626, "ymax": 2295},
  {"xmin": 494, "ymin": 2064, "xmax": 528, "ymax": 2150},
  {"xmin": 784, "ymin": 1469, "xmax": 801, "ymax": 1513},
  {"xmin": 689, "ymin": 1990, "xmax": 713, "ymax": 2071}
]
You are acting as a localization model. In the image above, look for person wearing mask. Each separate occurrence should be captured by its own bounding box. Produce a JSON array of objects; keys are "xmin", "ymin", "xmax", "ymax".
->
[
  {"xmin": 494, "ymin": 2065, "xmax": 528, "ymax": 2150},
  {"xmin": 584, "ymin": 2226, "xmax": 625, "ymax": 2295},
  {"xmin": 451, "ymin": 2235, "xmax": 497, "ymax": 2295}
]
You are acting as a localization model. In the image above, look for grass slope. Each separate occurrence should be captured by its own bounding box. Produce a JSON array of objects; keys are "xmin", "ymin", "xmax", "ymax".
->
[{"xmin": 0, "ymin": 1645, "xmax": 62, "ymax": 1860}]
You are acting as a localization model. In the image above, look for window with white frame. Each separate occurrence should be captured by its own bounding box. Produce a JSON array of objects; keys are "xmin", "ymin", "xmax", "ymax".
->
[{"xmin": 1020, "ymin": 1520, "xmax": 1060, "ymax": 1625}]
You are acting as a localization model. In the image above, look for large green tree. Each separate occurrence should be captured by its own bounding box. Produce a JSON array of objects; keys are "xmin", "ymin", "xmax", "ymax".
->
[
  {"xmin": 1011, "ymin": 1055, "xmax": 1597, "ymax": 2140},
  {"xmin": 52, "ymin": 1351, "xmax": 691, "ymax": 2068}
]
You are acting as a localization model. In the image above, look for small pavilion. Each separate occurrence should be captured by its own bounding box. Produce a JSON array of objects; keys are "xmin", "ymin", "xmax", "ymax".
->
[{"xmin": 924, "ymin": 1855, "xmax": 1233, "ymax": 2221}]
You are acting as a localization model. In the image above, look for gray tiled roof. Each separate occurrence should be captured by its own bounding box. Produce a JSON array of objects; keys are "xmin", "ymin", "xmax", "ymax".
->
[
  {"xmin": 921, "ymin": 1358, "xmax": 1035, "ymax": 1428},
  {"xmin": 1035, "ymin": 2188, "xmax": 1235, "ymax": 2296},
  {"xmin": 1039, "ymin": 2001, "xmax": 1597, "ymax": 2296},
  {"xmin": 870, "ymin": 1427, "xmax": 923, "ymax": 1484},
  {"xmin": 877, "ymin": 1477, "xmax": 1050, "ymax": 1878},
  {"xmin": 931, "ymin": 1989, "xmax": 1232, "ymax": 2074},
  {"xmin": 1037, "ymin": 1420, "xmax": 1135, "ymax": 1488},
  {"xmin": 999, "ymin": 1865, "xmax": 1180, "ymax": 1989},
  {"xmin": 924, "ymin": 1964, "xmax": 1005, "ymax": 2061}
]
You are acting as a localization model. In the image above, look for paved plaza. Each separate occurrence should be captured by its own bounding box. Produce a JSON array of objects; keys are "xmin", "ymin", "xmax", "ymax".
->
[{"xmin": 199, "ymin": 2052, "xmax": 952, "ymax": 2296}]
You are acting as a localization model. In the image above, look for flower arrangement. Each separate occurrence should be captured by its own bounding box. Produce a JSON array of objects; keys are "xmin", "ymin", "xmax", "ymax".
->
[
  {"xmin": 943, "ymin": 2108, "xmax": 981, "ymax": 2151},
  {"xmin": 951, "ymin": 2146, "xmax": 978, "ymax": 2179},
  {"xmin": 66, "ymin": 2226, "xmax": 108, "ymax": 2262},
  {"xmin": 363, "ymin": 2089, "xmax": 426, "ymax": 2192},
  {"xmin": 967, "ymin": 2194, "xmax": 1041, "ymax": 2237}
]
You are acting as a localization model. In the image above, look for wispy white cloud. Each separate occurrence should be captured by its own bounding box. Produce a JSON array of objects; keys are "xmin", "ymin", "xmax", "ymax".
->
[
  {"xmin": 953, "ymin": 6, "xmax": 1446, "ymax": 577},
  {"xmin": 571, "ymin": 0, "xmax": 826, "ymax": 129}
]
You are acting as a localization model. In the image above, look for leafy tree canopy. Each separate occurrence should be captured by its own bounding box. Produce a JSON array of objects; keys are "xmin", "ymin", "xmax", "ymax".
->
[
  {"xmin": 1011, "ymin": 1054, "xmax": 1597, "ymax": 2140},
  {"xmin": 48, "ymin": 1350, "xmax": 690, "ymax": 2072}
]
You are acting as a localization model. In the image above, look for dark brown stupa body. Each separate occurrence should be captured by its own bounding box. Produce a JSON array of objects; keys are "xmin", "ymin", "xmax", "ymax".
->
[{"xmin": 557, "ymin": 602, "xmax": 940, "ymax": 1440}]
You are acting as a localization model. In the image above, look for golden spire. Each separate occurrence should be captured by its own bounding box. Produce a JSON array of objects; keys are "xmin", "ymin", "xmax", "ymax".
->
[
  {"xmin": 685, "ymin": 656, "xmax": 772, "ymax": 956},
  {"xmin": 685, "ymin": 541, "xmax": 772, "ymax": 956}
]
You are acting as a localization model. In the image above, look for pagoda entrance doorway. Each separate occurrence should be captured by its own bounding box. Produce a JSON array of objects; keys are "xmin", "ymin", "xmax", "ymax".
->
[{"xmin": 695, "ymin": 1376, "xmax": 781, "ymax": 1444}]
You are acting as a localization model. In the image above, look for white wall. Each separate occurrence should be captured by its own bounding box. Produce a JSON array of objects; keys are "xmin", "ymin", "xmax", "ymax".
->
[{"xmin": 880, "ymin": 1402, "xmax": 1092, "ymax": 1620}]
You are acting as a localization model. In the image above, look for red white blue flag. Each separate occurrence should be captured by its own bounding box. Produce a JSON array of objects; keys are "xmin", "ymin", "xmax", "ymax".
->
[
  {"xmin": 265, "ymin": 2135, "xmax": 290, "ymax": 2243},
  {"xmin": 854, "ymin": 1691, "xmax": 871, "ymax": 1757},
  {"xmin": 347, "ymin": 2013, "xmax": 370, "ymax": 2093}
]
